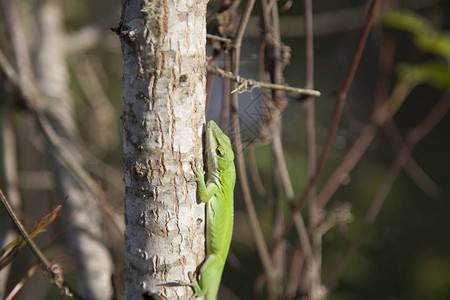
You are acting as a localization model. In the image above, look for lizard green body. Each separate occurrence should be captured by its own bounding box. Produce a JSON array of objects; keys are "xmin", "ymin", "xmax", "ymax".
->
[{"xmin": 188, "ymin": 120, "xmax": 236, "ymax": 300}]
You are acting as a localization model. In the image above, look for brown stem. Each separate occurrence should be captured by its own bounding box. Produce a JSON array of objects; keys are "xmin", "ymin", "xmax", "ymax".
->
[
  {"xmin": 302, "ymin": 0, "xmax": 326, "ymax": 298},
  {"xmin": 0, "ymin": 189, "xmax": 75, "ymax": 297},
  {"xmin": 382, "ymin": 120, "xmax": 440, "ymax": 198},
  {"xmin": 0, "ymin": 48, "xmax": 19, "ymax": 84},
  {"xmin": 206, "ymin": 33, "xmax": 233, "ymax": 44},
  {"xmin": 316, "ymin": 28, "xmax": 396, "ymax": 210},
  {"xmin": 274, "ymin": 0, "xmax": 380, "ymax": 254},
  {"xmin": 271, "ymin": 120, "xmax": 285, "ymax": 299},
  {"xmin": 326, "ymin": 89, "xmax": 450, "ymax": 289},
  {"xmin": 207, "ymin": 65, "xmax": 321, "ymax": 96},
  {"xmin": 247, "ymin": 148, "xmax": 267, "ymax": 197},
  {"xmin": 230, "ymin": 0, "xmax": 275, "ymax": 288},
  {"xmin": 272, "ymin": 131, "xmax": 295, "ymax": 201},
  {"xmin": 220, "ymin": 53, "xmax": 232, "ymax": 130}
]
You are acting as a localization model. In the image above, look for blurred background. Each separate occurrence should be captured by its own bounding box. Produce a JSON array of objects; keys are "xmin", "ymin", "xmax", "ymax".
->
[{"xmin": 1, "ymin": 0, "xmax": 449, "ymax": 299}]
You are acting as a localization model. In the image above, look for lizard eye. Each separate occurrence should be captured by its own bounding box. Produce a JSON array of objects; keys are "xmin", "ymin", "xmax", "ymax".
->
[{"xmin": 216, "ymin": 147, "xmax": 224, "ymax": 157}]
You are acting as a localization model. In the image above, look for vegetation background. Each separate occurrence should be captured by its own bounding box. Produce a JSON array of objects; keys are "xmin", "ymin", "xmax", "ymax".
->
[{"xmin": 0, "ymin": 0, "xmax": 449, "ymax": 299}]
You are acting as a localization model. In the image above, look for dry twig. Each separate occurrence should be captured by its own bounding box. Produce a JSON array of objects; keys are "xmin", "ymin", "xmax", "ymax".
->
[
  {"xmin": 0, "ymin": 189, "xmax": 75, "ymax": 297},
  {"xmin": 274, "ymin": 0, "xmax": 380, "ymax": 251},
  {"xmin": 229, "ymin": 0, "xmax": 276, "ymax": 290},
  {"xmin": 207, "ymin": 65, "xmax": 321, "ymax": 97},
  {"xmin": 325, "ymin": 89, "xmax": 450, "ymax": 288}
]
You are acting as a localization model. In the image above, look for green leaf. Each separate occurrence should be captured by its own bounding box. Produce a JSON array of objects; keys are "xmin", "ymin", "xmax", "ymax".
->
[
  {"xmin": 398, "ymin": 62, "xmax": 450, "ymax": 88},
  {"xmin": 383, "ymin": 11, "xmax": 433, "ymax": 36},
  {"xmin": 0, "ymin": 204, "xmax": 62, "ymax": 260},
  {"xmin": 416, "ymin": 33, "xmax": 450, "ymax": 64},
  {"xmin": 383, "ymin": 11, "xmax": 450, "ymax": 63}
]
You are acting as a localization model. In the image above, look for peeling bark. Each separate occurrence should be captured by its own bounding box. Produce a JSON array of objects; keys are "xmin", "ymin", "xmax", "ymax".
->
[{"xmin": 117, "ymin": 1, "xmax": 207, "ymax": 299}]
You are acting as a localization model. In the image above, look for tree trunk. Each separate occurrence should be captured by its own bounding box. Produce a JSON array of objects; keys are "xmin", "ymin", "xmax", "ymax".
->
[
  {"xmin": 117, "ymin": 1, "xmax": 207, "ymax": 299},
  {"xmin": 35, "ymin": 1, "xmax": 113, "ymax": 299}
]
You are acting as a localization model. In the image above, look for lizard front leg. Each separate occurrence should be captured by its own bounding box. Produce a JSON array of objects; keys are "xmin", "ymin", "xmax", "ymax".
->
[
  {"xmin": 193, "ymin": 165, "xmax": 219, "ymax": 203},
  {"xmin": 179, "ymin": 165, "xmax": 220, "ymax": 299}
]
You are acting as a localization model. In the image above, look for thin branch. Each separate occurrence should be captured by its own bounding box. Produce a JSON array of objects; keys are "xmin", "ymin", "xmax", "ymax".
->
[
  {"xmin": 303, "ymin": 0, "xmax": 316, "ymax": 219},
  {"xmin": 241, "ymin": 0, "xmax": 440, "ymax": 38},
  {"xmin": 220, "ymin": 53, "xmax": 232, "ymax": 130},
  {"xmin": 1, "ymin": 0, "xmax": 39, "ymax": 103},
  {"xmin": 269, "ymin": 1, "xmax": 295, "ymax": 202},
  {"xmin": 317, "ymin": 123, "xmax": 378, "ymax": 209},
  {"xmin": 233, "ymin": 0, "xmax": 255, "ymax": 49},
  {"xmin": 4, "ymin": 229, "xmax": 73, "ymax": 300},
  {"xmin": 0, "ymin": 58, "xmax": 125, "ymax": 235},
  {"xmin": 0, "ymin": 48, "xmax": 19, "ymax": 84},
  {"xmin": 2, "ymin": 3, "xmax": 116, "ymax": 297},
  {"xmin": 316, "ymin": 28, "xmax": 399, "ymax": 210},
  {"xmin": 0, "ymin": 34, "xmax": 124, "ymax": 239},
  {"xmin": 72, "ymin": 57, "xmax": 119, "ymax": 151},
  {"xmin": 406, "ymin": 90, "xmax": 450, "ymax": 142},
  {"xmin": 383, "ymin": 120, "xmax": 440, "ymax": 198},
  {"xmin": 205, "ymin": 55, "xmax": 216, "ymax": 114},
  {"xmin": 285, "ymin": 248, "xmax": 305, "ymax": 298},
  {"xmin": 304, "ymin": 0, "xmax": 315, "ymax": 90},
  {"xmin": 2, "ymin": 66, "xmax": 125, "ymax": 241},
  {"xmin": 38, "ymin": 109, "xmax": 125, "ymax": 237},
  {"xmin": 36, "ymin": 114, "xmax": 100, "ymax": 193},
  {"xmin": 325, "ymin": 89, "xmax": 450, "ymax": 289},
  {"xmin": 285, "ymin": 202, "xmax": 323, "ymax": 299},
  {"xmin": 303, "ymin": 0, "xmax": 326, "ymax": 298},
  {"xmin": 247, "ymin": 148, "xmax": 267, "ymax": 197},
  {"xmin": 5, "ymin": 264, "xmax": 38, "ymax": 300},
  {"xmin": 316, "ymin": 79, "xmax": 415, "ymax": 209},
  {"xmin": 207, "ymin": 64, "xmax": 321, "ymax": 97},
  {"xmin": 0, "ymin": 189, "xmax": 74, "ymax": 297},
  {"xmin": 264, "ymin": 0, "xmax": 291, "ymax": 283},
  {"xmin": 1, "ymin": 0, "xmax": 104, "ymax": 204},
  {"xmin": 206, "ymin": 33, "xmax": 232, "ymax": 44},
  {"xmin": 270, "ymin": 121, "xmax": 286, "ymax": 299},
  {"xmin": 315, "ymin": 0, "xmax": 379, "ymax": 188},
  {"xmin": 274, "ymin": 0, "xmax": 380, "ymax": 252},
  {"xmin": 272, "ymin": 131, "xmax": 295, "ymax": 201},
  {"xmin": 259, "ymin": 0, "xmax": 295, "ymax": 203},
  {"xmin": 230, "ymin": 0, "xmax": 275, "ymax": 285}
]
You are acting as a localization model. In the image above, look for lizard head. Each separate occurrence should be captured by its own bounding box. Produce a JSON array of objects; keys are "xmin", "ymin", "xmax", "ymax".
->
[{"xmin": 206, "ymin": 120, "xmax": 234, "ymax": 177}]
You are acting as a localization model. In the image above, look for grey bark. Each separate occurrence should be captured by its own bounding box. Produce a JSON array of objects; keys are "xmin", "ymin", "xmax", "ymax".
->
[
  {"xmin": 118, "ymin": 1, "xmax": 208, "ymax": 299},
  {"xmin": 35, "ymin": 1, "xmax": 113, "ymax": 299}
]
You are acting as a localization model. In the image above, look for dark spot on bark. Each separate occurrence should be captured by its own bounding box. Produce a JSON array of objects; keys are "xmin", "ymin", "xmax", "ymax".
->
[
  {"xmin": 179, "ymin": 74, "xmax": 188, "ymax": 82},
  {"xmin": 142, "ymin": 291, "xmax": 162, "ymax": 300}
]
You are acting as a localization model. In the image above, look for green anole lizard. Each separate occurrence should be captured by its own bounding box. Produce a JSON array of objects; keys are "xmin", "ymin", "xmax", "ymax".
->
[{"xmin": 184, "ymin": 120, "xmax": 236, "ymax": 300}]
